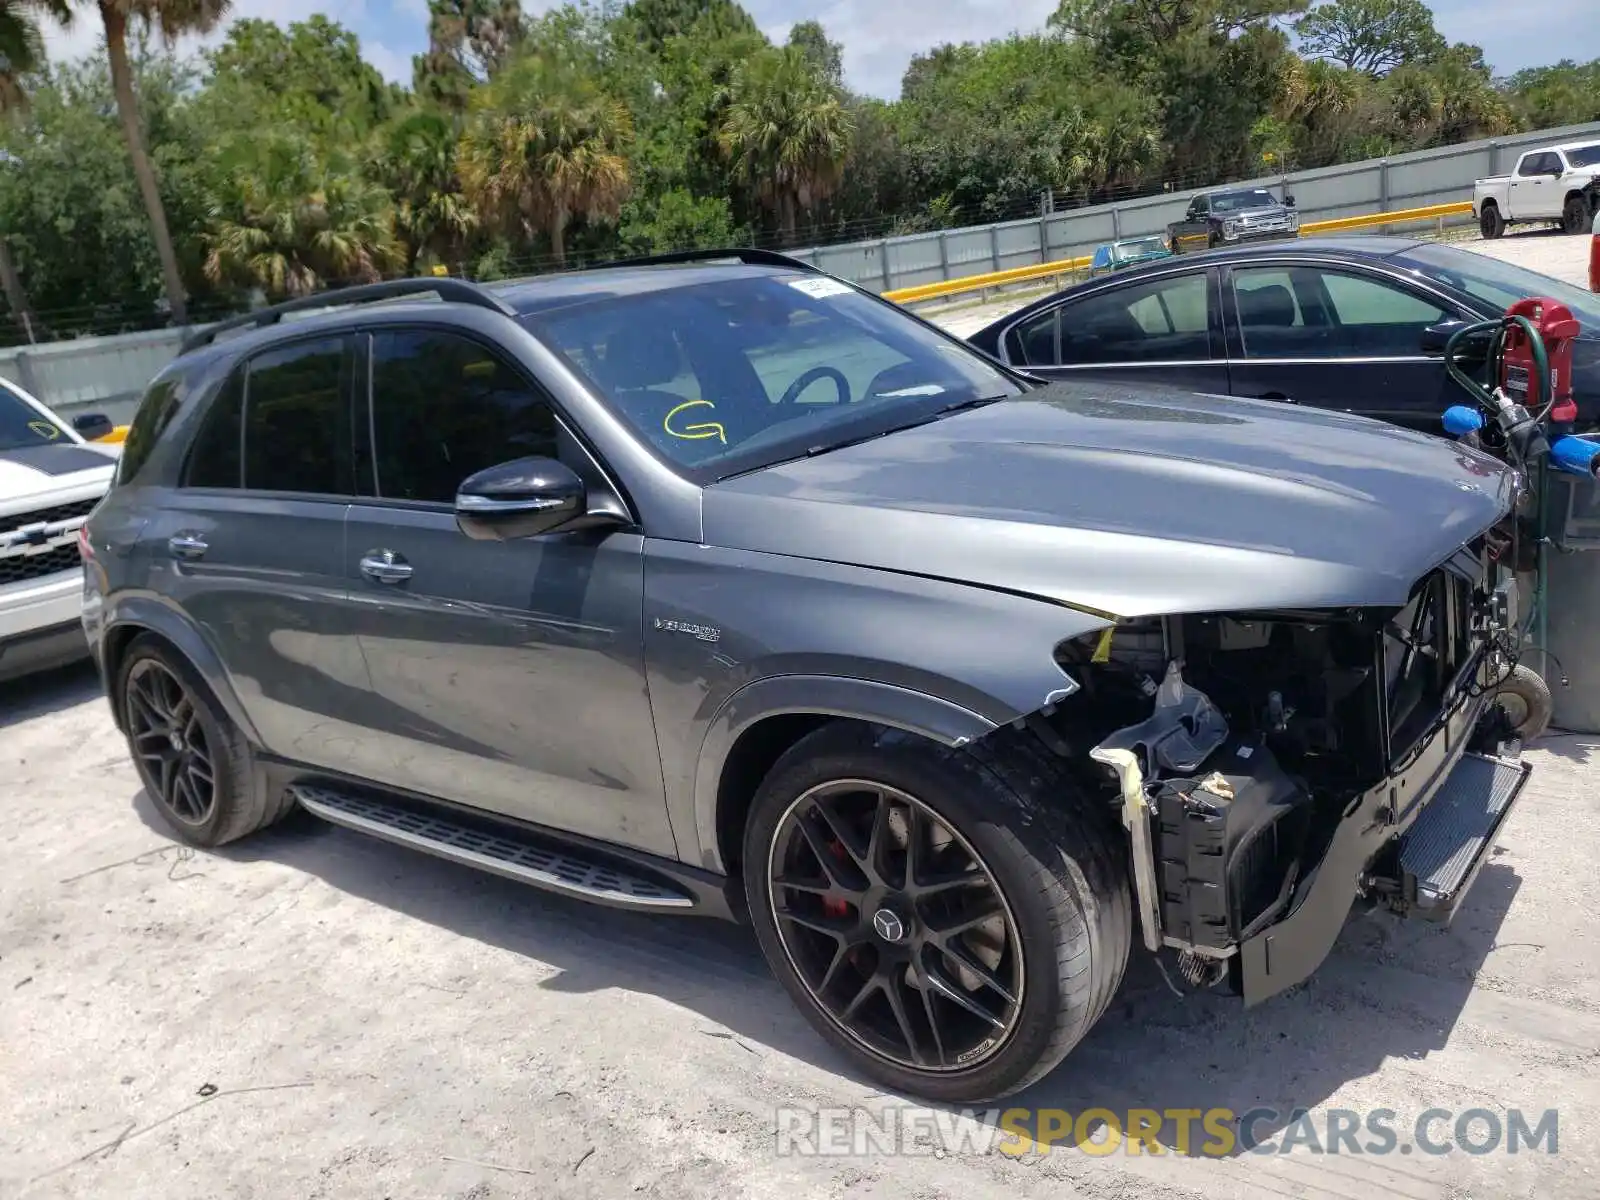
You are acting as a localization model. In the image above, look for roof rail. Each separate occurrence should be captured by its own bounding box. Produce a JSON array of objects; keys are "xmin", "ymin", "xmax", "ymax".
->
[
  {"xmin": 178, "ymin": 277, "xmax": 519, "ymax": 356},
  {"xmin": 588, "ymin": 247, "xmax": 823, "ymax": 273}
]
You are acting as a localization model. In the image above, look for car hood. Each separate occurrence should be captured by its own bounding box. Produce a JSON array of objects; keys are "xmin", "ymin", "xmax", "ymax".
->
[
  {"xmin": 703, "ymin": 381, "xmax": 1516, "ymax": 618},
  {"xmin": 0, "ymin": 442, "xmax": 117, "ymax": 499}
]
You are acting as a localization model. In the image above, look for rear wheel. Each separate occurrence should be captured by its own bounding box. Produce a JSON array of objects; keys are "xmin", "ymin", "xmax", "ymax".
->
[
  {"xmin": 1562, "ymin": 195, "xmax": 1588, "ymax": 235},
  {"xmin": 117, "ymin": 635, "xmax": 293, "ymax": 847},
  {"xmin": 1480, "ymin": 203, "xmax": 1504, "ymax": 240},
  {"xmin": 743, "ymin": 723, "xmax": 1130, "ymax": 1104}
]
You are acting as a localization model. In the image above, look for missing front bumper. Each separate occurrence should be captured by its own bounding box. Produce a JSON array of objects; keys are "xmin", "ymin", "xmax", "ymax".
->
[{"xmin": 1235, "ymin": 690, "xmax": 1514, "ymax": 1005}]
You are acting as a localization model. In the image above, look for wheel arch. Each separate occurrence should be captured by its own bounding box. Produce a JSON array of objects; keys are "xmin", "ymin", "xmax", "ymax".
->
[
  {"xmin": 101, "ymin": 598, "xmax": 262, "ymax": 746},
  {"xmin": 695, "ymin": 676, "xmax": 1000, "ymax": 877}
]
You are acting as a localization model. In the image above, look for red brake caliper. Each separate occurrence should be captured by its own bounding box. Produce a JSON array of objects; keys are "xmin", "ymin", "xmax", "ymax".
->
[{"xmin": 823, "ymin": 839, "xmax": 851, "ymax": 918}]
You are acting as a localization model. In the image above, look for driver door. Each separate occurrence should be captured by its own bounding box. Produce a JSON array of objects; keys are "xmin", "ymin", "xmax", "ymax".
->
[{"xmin": 337, "ymin": 325, "xmax": 676, "ymax": 858}]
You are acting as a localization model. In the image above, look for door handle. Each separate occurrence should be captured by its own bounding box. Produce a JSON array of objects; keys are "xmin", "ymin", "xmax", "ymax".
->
[
  {"xmin": 168, "ymin": 533, "xmax": 208, "ymax": 559},
  {"xmin": 360, "ymin": 549, "xmax": 413, "ymax": 584}
]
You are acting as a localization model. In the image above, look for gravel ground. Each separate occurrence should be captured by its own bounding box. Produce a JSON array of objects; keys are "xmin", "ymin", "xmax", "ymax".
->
[{"xmin": 5, "ymin": 229, "xmax": 1600, "ymax": 1200}]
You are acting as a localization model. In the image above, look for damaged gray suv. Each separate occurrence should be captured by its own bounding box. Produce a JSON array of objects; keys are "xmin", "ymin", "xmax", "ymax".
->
[{"xmin": 83, "ymin": 250, "xmax": 1532, "ymax": 1103}]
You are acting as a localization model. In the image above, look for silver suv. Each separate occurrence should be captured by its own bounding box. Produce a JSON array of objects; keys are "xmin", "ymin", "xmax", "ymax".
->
[{"xmin": 84, "ymin": 252, "xmax": 1532, "ymax": 1104}]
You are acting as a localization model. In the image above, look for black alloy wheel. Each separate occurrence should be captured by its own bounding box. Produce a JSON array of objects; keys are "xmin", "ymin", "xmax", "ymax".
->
[
  {"xmin": 126, "ymin": 657, "xmax": 217, "ymax": 827},
  {"xmin": 765, "ymin": 779, "xmax": 1024, "ymax": 1072}
]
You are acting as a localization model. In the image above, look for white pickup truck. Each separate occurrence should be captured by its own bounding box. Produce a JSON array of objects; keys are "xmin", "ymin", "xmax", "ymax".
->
[{"xmin": 1473, "ymin": 139, "xmax": 1600, "ymax": 239}]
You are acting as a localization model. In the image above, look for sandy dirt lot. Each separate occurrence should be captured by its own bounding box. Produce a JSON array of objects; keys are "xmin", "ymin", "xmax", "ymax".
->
[{"xmin": 5, "ymin": 228, "xmax": 1600, "ymax": 1199}]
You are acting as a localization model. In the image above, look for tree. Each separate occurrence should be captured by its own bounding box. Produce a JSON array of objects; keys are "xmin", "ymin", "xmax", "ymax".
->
[
  {"xmin": 62, "ymin": 0, "xmax": 233, "ymax": 325},
  {"xmin": 375, "ymin": 107, "xmax": 477, "ymax": 272},
  {"xmin": 203, "ymin": 135, "xmax": 400, "ymax": 298},
  {"xmin": 621, "ymin": 0, "xmax": 755, "ymax": 55},
  {"xmin": 1294, "ymin": 0, "xmax": 1445, "ymax": 76},
  {"xmin": 458, "ymin": 52, "xmax": 633, "ymax": 266},
  {"xmin": 0, "ymin": 0, "xmax": 69, "ymax": 111},
  {"xmin": 718, "ymin": 44, "xmax": 853, "ymax": 242},
  {"xmin": 414, "ymin": 0, "xmax": 524, "ymax": 108},
  {"xmin": 205, "ymin": 17, "xmax": 396, "ymax": 143},
  {"xmin": 787, "ymin": 19, "xmax": 841, "ymax": 87},
  {"xmin": 1507, "ymin": 59, "xmax": 1600, "ymax": 127}
]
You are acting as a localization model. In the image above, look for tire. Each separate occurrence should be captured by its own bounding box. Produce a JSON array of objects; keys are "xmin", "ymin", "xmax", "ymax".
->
[
  {"xmin": 1562, "ymin": 195, "xmax": 1588, "ymax": 236},
  {"xmin": 742, "ymin": 721, "xmax": 1131, "ymax": 1104},
  {"xmin": 1492, "ymin": 663, "xmax": 1553, "ymax": 741},
  {"xmin": 1479, "ymin": 203, "xmax": 1504, "ymax": 240},
  {"xmin": 116, "ymin": 634, "xmax": 293, "ymax": 847}
]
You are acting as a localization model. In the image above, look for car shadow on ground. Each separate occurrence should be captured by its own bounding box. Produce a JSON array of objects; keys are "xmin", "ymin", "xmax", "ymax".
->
[
  {"xmin": 126, "ymin": 774, "xmax": 1521, "ymax": 1159},
  {"xmin": 0, "ymin": 658, "xmax": 103, "ymax": 731}
]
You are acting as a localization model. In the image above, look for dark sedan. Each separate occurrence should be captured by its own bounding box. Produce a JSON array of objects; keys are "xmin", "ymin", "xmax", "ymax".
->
[{"xmin": 968, "ymin": 237, "xmax": 1600, "ymax": 431}]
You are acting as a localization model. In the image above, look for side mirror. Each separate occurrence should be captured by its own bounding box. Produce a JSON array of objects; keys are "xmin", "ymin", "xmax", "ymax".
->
[
  {"xmin": 455, "ymin": 456, "xmax": 589, "ymax": 541},
  {"xmin": 1283, "ymin": 193, "xmax": 1296, "ymax": 207},
  {"xmin": 72, "ymin": 412, "xmax": 115, "ymax": 440}
]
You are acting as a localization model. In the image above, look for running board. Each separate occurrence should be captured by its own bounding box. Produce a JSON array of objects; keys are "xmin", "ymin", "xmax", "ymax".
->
[
  {"xmin": 290, "ymin": 784, "xmax": 696, "ymax": 910},
  {"xmin": 1396, "ymin": 752, "xmax": 1531, "ymax": 923}
]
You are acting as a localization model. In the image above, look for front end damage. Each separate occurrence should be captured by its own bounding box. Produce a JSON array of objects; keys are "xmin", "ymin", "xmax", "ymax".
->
[{"xmin": 1046, "ymin": 537, "xmax": 1531, "ymax": 1004}]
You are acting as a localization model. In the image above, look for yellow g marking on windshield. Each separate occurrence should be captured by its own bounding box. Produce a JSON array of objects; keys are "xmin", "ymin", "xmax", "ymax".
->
[
  {"xmin": 28, "ymin": 420, "xmax": 61, "ymax": 440},
  {"xmin": 664, "ymin": 399, "xmax": 726, "ymax": 445}
]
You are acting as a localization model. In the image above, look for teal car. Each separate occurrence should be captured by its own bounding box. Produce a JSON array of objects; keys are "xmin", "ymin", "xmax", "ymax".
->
[{"xmin": 1088, "ymin": 236, "xmax": 1174, "ymax": 276}]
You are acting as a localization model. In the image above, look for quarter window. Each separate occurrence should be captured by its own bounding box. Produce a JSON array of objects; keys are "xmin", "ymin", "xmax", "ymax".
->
[
  {"xmin": 370, "ymin": 329, "xmax": 560, "ymax": 505},
  {"xmin": 1232, "ymin": 266, "xmax": 1448, "ymax": 359},
  {"xmin": 1057, "ymin": 273, "xmax": 1211, "ymax": 364},
  {"xmin": 184, "ymin": 372, "xmax": 244, "ymax": 489},
  {"xmin": 241, "ymin": 338, "xmax": 353, "ymax": 495},
  {"xmin": 1005, "ymin": 308, "xmax": 1060, "ymax": 366}
]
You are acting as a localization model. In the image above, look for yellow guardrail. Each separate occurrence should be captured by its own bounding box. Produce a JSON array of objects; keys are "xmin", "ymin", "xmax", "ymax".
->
[{"xmin": 881, "ymin": 199, "xmax": 1475, "ymax": 306}]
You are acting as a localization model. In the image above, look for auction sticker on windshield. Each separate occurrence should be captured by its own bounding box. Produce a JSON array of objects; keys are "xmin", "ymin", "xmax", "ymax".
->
[{"xmin": 788, "ymin": 277, "xmax": 854, "ymax": 299}]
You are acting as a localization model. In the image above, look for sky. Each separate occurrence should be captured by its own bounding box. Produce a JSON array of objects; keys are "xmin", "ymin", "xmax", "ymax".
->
[{"xmin": 39, "ymin": 0, "xmax": 1600, "ymax": 102}]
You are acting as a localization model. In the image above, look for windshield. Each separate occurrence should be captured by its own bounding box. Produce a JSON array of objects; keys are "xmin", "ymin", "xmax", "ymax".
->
[
  {"xmin": 524, "ymin": 273, "xmax": 1023, "ymax": 481},
  {"xmin": 1118, "ymin": 237, "xmax": 1168, "ymax": 258},
  {"xmin": 1212, "ymin": 190, "xmax": 1277, "ymax": 213},
  {"xmin": 1567, "ymin": 144, "xmax": 1600, "ymax": 169},
  {"xmin": 0, "ymin": 381, "xmax": 70, "ymax": 451},
  {"xmin": 1390, "ymin": 243, "xmax": 1600, "ymax": 329}
]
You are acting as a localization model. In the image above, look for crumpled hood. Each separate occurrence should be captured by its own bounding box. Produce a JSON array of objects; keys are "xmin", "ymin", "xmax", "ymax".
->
[{"xmin": 703, "ymin": 381, "xmax": 1516, "ymax": 617}]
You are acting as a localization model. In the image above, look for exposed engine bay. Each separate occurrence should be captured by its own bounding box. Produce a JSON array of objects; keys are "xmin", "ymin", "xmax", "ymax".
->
[{"xmin": 1045, "ymin": 551, "xmax": 1522, "ymax": 995}]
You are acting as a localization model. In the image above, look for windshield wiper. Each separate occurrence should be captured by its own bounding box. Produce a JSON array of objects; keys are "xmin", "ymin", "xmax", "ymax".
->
[{"xmin": 800, "ymin": 394, "xmax": 1010, "ymax": 457}]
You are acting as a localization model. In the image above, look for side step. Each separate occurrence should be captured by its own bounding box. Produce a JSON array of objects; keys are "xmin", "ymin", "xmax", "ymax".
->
[
  {"xmin": 290, "ymin": 784, "xmax": 696, "ymax": 910},
  {"xmin": 1397, "ymin": 752, "xmax": 1531, "ymax": 923}
]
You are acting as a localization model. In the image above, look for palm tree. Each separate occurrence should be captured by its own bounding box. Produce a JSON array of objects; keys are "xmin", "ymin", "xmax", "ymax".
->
[
  {"xmin": 717, "ymin": 45, "xmax": 853, "ymax": 244},
  {"xmin": 457, "ymin": 53, "xmax": 632, "ymax": 267},
  {"xmin": 0, "ymin": 1, "xmax": 65, "ymax": 341},
  {"xmin": 375, "ymin": 108, "xmax": 477, "ymax": 274},
  {"xmin": 204, "ymin": 135, "xmax": 400, "ymax": 299},
  {"xmin": 66, "ymin": 0, "xmax": 233, "ymax": 325}
]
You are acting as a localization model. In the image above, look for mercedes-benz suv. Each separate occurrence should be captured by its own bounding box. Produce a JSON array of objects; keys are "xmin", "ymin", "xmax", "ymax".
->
[{"xmin": 82, "ymin": 251, "xmax": 1532, "ymax": 1103}]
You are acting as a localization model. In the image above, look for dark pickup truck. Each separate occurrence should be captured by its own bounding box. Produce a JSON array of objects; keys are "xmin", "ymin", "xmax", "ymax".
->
[{"xmin": 1169, "ymin": 187, "xmax": 1300, "ymax": 253}]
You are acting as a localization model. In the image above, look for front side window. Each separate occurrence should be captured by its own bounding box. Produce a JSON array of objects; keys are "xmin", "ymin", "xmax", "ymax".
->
[
  {"xmin": 1056, "ymin": 273, "xmax": 1211, "ymax": 364},
  {"xmin": 0, "ymin": 380, "xmax": 70, "ymax": 450},
  {"xmin": 524, "ymin": 273, "xmax": 1021, "ymax": 481},
  {"xmin": 1393, "ymin": 242, "xmax": 1600, "ymax": 328},
  {"xmin": 242, "ymin": 337, "xmax": 353, "ymax": 495},
  {"xmin": 370, "ymin": 329, "xmax": 560, "ymax": 504},
  {"xmin": 1233, "ymin": 266, "xmax": 1447, "ymax": 359}
]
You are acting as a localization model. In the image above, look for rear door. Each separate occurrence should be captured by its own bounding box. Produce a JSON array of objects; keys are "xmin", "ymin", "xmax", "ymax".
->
[
  {"xmin": 1222, "ymin": 260, "xmax": 1478, "ymax": 429},
  {"xmin": 148, "ymin": 335, "xmax": 371, "ymax": 769},
  {"xmin": 999, "ymin": 266, "xmax": 1230, "ymax": 394},
  {"xmin": 337, "ymin": 325, "xmax": 675, "ymax": 857}
]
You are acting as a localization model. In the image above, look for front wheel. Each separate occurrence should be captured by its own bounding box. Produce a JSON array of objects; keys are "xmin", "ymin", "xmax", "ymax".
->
[
  {"xmin": 1493, "ymin": 663, "xmax": 1553, "ymax": 741},
  {"xmin": 743, "ymin": 723, "xmax": 1130, "ymax": 1104}
]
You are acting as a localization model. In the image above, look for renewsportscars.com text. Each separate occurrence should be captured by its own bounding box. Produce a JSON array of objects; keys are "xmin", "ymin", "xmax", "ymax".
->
[{"xmin": 773, "ymin": 1105, "xmax": 1560, "ymax": 1158}]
